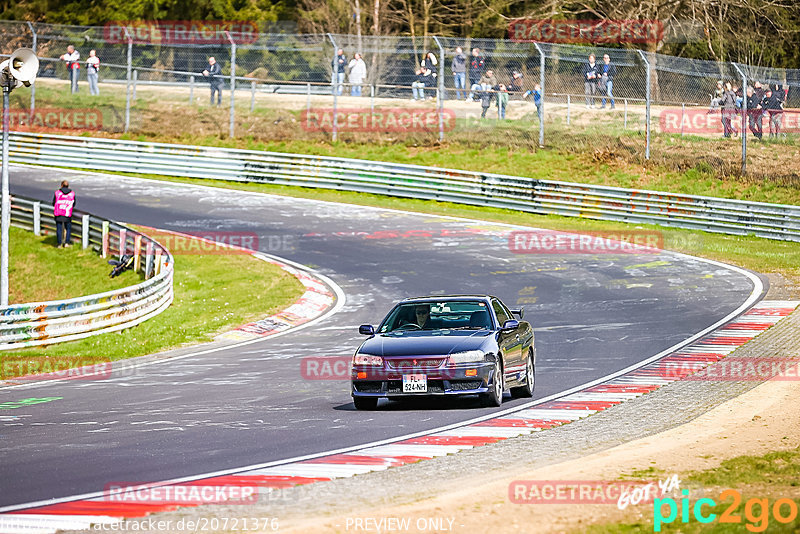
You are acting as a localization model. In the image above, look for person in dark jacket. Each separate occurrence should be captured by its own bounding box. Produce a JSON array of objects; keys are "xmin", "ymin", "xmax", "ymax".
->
[
  {"xmin": 452, "ymin": 47, "xmax": 467, "ymax": 100},
  {"xmin": 762, "ymin": 87, "xmax": 785, "ymax": 137},
  {"xmin": 582, "ymin": 54, "xmax": 599, "ymax": 108},
  {"xmin": 52, "ymin": 180, "xmax": 76, "ymax": 248},
  {"xmin": 720, "ymin": 81, "xmax": 738, "ymax": 138},
  {"xmin": 202, "ymin": 57, "xmax": 222, "ymax": 106},
  {"xmin": 745, "ymin": 86, "xmax": 763, "ymax": 139},
  {"xmin": 467, "ymin": 48, "xmax": 485, "ymax": 101},
  {"xmin": 331, "ymin": 48, "xmax": 347, "ymax": 95},
  {"xmin": 599, "ymin": 54, "xmax": 617, "ymax": 109}
]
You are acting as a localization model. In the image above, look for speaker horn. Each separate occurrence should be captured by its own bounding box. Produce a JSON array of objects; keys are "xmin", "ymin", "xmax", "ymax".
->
[{"xmin": 9, "ymin": 48, "xmax": 39, "ymax": 84}]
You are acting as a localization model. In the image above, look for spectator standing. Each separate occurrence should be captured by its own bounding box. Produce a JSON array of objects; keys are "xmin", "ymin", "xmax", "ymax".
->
[
  {"xmin": 348, "ymin": 53, "xmax": 367, "ymax": 96},
  {"xmin": 508, "ymin": 69, "xmax": 524, "ymax": 95},
  {"xmin": 496, "ymin": 84, "xmax": 509, "ymax": 119},
  {"xmin": 479, "ymin": 83, "xmax": 493, "ymax": 119},
  {"xmin": 582, "ymin": 54, "xmax": 599, "ymax": 108},
  {"xmin": 85, "ymin": 50, "xmax": 100, "ymax": 96},
  {"xmin": 525, "ymin": 83, "xmax": 543, "ymax": 122},
  {"xmin": 762, "ymin": 86, "xmax": 785, "ymax": 138},
  {"xmin": 202, "ymin": 57, "xmax": 222, "ymax": 106},
  {"xmin": 332, "ymin": 48, "xmax": 347, "ymax": 96},
  {"xmin": 721, "ymin": 81, "xmax": 738, "ymax": 138},
  {"xmin": 599, "ymin": 54, "xmax": 616, "ymax": 109},
  {"xmin": 52, "ymin": 180, "xmax": 76, "ymax": 248},
  {"xmin": 745, "ymin": 86, "xmax": 763, "ymax": 139},
  {"xmin": 467, "ymin": 48, "xmax": 485, "ymax": 101},
  {"xmin": 60, "ymin": 45, "xmax": 80, "ymax": 94},
  {"xmin": 452, "ymin": 47, "xmax": 467, "ymax": 100}
]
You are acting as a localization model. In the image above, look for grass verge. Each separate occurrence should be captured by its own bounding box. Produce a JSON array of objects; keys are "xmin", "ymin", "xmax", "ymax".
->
[
  {"xmin": 1, "ymin": 227, "xmax": 305, "ymax": 377},
  {"xmin": 581, "ymin": 447, "xmax": 800, "ymax": 533}
]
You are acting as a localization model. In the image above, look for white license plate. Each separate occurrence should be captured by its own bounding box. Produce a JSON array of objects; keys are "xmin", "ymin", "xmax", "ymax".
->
[{"xmin": 402, "ymin": 374, "xmax": 427, "ymax": 393}]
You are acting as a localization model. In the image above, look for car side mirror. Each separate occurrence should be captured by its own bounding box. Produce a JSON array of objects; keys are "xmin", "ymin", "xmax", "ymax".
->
[
  {"xmin": 511, "ymin": 307, "xmax": 525, "ymax": 319},
  {"xmin": 359, "ymin": 324, "xmax": 375, "ymax": 336},
  {"xmin": 501, "ymin": 319, "xmax": 519, "ymax": 331}
]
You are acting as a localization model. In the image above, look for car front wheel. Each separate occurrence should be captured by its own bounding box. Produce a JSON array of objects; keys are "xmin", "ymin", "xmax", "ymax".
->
[{"xmin": 481, "ymin": 356, "xmax": 504, "ymax": 407}]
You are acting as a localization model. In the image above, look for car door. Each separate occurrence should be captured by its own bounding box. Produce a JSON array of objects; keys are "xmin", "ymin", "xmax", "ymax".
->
[{"xmin": 492, "ymin": 298, "xmax": 522, "ymax": 383}]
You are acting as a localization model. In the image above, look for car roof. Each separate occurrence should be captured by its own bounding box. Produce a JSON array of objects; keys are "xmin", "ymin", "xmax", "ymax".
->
[{"xmin": 399, "ymin": 295, "xmax": 497, "ymax": 303}]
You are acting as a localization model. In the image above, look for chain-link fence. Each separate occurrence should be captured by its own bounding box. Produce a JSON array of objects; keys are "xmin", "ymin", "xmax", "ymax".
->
[{"xmin": 2, "ymin": 20, "xmax": 798, "ymax": 179}]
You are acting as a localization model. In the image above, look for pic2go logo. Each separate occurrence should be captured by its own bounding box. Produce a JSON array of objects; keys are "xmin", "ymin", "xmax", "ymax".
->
[{"xmin": 654, "ymin": 489, "xmax": 799, "ymax": 532}]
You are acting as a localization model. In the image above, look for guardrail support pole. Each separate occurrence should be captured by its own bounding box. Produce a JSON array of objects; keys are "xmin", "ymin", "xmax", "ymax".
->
[
  {"xmin": 145, "ymin": 241, "xmax": 154, "ymax": 278},
  {"xmin": 101, "ymin": 221, "xmax": 109, "ymax": 258},
  {"xmin": 132, "ymin": 69, "xmax": 138, "ymax": 101},
  {"xmin": 32, "ymin": 202, "xmax": 41, "ymax": 235},
  {"xmin": 155, "ymin": 248, "xmax": 162, "ymax": 275},
  {"xmin": 119, "ymin": 228, "xmax": 127, "ymax": 257},
  {"xmin": 189, "ymin": 75, "xmax": 194, "ymax": 104},
  {"xmin": 133, "ymin": 234, "xmax": 142, "ymax": 272},
  {"xmin": 433, "ymin": 36, "xmax": 446, "ymax": 142},
  {"xmin": 533, "ymin": 42, "xmax": 545, "ymax": 147},
  {"xmin": 82, "ymin": 214, "xmax": 90, "ymax": 249},
  {"xmin": 636, "ymin": 50, "xmax": 651, "ymax": 160}
]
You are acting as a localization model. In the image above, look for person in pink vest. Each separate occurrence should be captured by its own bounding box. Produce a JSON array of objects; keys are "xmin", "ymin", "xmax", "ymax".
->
[{"xmin": 53, "ymin": 180, "xmax": 76, "ymax": 247}]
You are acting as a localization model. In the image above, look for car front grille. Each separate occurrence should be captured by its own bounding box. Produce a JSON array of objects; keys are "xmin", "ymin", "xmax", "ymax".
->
[{"xmin": 386, "ymin": 358, "xmax": 447, "ymax": 370}]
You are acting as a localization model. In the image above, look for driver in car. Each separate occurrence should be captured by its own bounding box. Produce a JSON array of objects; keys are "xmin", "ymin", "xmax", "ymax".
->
[{"xmin": 413, "ymin": 304, "xmax": 432, "ymax": 328}]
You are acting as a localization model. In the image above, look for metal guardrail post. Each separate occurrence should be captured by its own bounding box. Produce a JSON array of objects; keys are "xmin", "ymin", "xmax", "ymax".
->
[
  {"xmin": 328, "ymin": 34, "xmax": 339, "ymax": 142},
  {"xmin": 82, "ymin": 214, "xmax": 89, "ymax": 248},
  {"xmin": 226, "ymin": 31, "xmax": 237, "ymax": 139},
  {"xmin": 124, "ymin": 28, "xmax": 133, "ymax": 134},
  {"xmin": 250, "ymin": 81, "xmax": 256, "ymax": 112},
  {"xmin": 27, "ymin": 22, "xmax": 36, "ymax": 121},
  {"xmin": 132, "ymin": 69, "xmax": 138, "ymax": 101},
  {"xmin": 33, "ymin": 202, "xmax": 40, "ymax": 235},
  {"xmin": 189, "ymin": 75, "xmax": 194, "ymax": 104},
  {"xmin": 637, "ymin": 50, "xmax": 651, "ymax": 160},
  {"xmin": 533, "ymin": 42, "xmax": 545, "ymax": 147},
  {"xmin": 101, "ymin": 220, "xmax": 109, "ymax": 258},
  {"xmin": 145, "ymin": 241, "xmax": 154, "ymax": 278},
  {"xmin": 733, "ymin": 63, "xmax": 747, "ymax": 175}
]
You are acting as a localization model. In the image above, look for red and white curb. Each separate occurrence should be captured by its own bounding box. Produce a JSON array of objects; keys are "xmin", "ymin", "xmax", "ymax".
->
[{"xmin": 1, "ymin": 300, "xmax": 796, "ymax": 533}]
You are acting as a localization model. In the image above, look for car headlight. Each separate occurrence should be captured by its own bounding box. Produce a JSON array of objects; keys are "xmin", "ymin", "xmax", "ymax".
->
[
  {"xmin": 353, "ymin": 353, "xmax": 383, "ymax": 366},
  {"xmin": 448, "ymin": 350, "xmax": 485, "ymax": 365}
]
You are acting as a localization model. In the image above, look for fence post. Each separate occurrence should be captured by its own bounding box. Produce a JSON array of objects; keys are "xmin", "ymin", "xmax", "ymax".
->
[
  {"xmin": 637, "ymin": 50, "xmax": 651, "ymax": 160},
  {"xmin": 733, "ymin": 63, "xmax": 747, "ymax": 175},
  {"xmin": 328, "ymin": 34, "xmax": 339, "ymax": 142},
  {"xmin": 567, "ymin": 95, "xmax": 570, "ymax": 125},
  {"xmin": 82, "ymin": 214, "xmax": 90, "ymax": 249},
  {"xmin": 533, "ymin": 42, "xmax": 545, "ymax": 147},
  {"xmin": 189, "ymin": 75, "xmax": 194, "ymax": 104},
  {"xmin": 225, "ymin": 31, "xmax": 237, "ymax": 138},
  {"xmin": 26, "ymin": 22, "xmax": 36, "ymax": 121},
  {"xmin": 133, "ymin": 234, "xmax": 142, "ymax": 272},
  {"xmin": 32, "ymin": 201, "xmax": 40, "ymax": 236},
  {"xmin": 124, "ymin": 27, "xmax": 132, "ymax": 134},
  {"xmin": 119, "ymin": 228, "xmax": 127, "ymax": 257},
  {"xmin": 250, "ymin": 81, "xmax": 256, "ymax": 111},
  {"xmin": 145, "ymin": 241, "xmax": 154, "ymax": 279},
  {"xmin": 433, "ymin": 36, "xmax": 445, "ymax": 142},
  {"xmin": 306, "ymin": 82, "xmax": 311, "ymax": 113},
  {"xmin": 132, "ymin": 69, "xmax": 138, "ymax": 101}
]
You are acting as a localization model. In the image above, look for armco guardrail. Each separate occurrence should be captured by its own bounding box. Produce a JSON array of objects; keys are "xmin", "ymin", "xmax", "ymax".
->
[
  {"xmin": 0, "ymin": 195, "xmax": 173, "ymax": 350},
  {"xmin": 6, "ymin": 132, "xmax": 800, "ymax": 242}
]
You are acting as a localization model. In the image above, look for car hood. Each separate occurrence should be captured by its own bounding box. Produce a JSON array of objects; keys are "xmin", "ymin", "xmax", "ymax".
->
[{"xmin": 359, "ymin": 330, "xmax": 492, "ymax": 357}]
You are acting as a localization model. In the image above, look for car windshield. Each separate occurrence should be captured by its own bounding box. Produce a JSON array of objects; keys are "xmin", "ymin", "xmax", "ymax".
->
[{"xmin": 378, "ymin": 301, "xmax": 493, "ymax": 333}]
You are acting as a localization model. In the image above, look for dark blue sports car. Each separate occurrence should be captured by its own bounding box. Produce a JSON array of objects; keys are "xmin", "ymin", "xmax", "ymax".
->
[{"xmin": 351, "ymin": 295, "xmax": 536, "ymax": 410}]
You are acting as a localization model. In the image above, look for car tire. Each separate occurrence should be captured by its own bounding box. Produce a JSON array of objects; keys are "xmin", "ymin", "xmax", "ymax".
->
[
  {"xmin": 480, "ymin": 356, "xmax": 504, "ymax": 407},
  {"xmin": 511, "ymin": 349, "xmax": 535, "ymax": 398},
  {"xmin": 353, "ymin": 397, "xmax": 378, "ymax": 410}
]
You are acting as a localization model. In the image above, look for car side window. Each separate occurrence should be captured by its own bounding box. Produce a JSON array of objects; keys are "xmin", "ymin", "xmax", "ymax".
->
[{"xmin": 492, "ymin": 299, "xmax": 511, "ymax": 326}]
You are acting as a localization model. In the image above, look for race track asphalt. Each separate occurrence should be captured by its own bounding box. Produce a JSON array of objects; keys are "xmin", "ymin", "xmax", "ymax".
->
[{"xmin": 0, "ymin": 165, "xmax": 761, "ymax": 508}]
